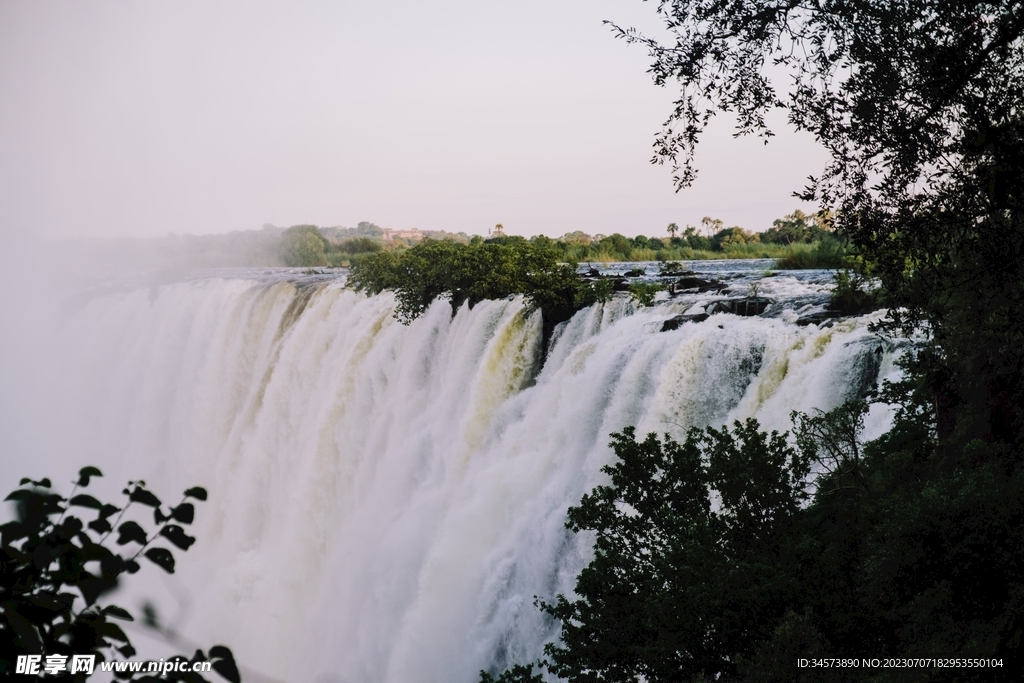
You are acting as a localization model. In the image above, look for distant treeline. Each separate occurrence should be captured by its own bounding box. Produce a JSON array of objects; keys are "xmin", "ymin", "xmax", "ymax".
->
[
  {"xmin": 280, "ymin": 210, "xmax": 847, "ymax": 269},
  {"xmin": 48, "ymin": 211, "xmax": 844, "ymax": 274}
]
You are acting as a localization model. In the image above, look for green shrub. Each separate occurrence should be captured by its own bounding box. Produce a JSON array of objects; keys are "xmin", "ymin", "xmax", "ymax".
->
[
  {"xmin": 627, "ymin": 282, "xmax": 663, "ymax": 307},
  {"xmin": 280, "ymin": 225, "xmax": 327, "ymax": 267},
  {"xmin": 334, "ymin": 237, "xmax": 382, "ymax": 254},
  {"xmin": 774, "ymin": 238, "xmax": 846, "ymax": 269},
  {"xmin": 829, "ymin": 269, "xmax": 879, "ymax": 314},
  {"xmin": 347, "ymin": 239, "xmax": 613, "ymax": 331}
]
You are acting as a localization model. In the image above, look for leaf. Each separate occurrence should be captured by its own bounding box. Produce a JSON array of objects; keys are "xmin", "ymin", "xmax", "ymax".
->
[
  {"xmin": 154, "ymin": 508, "xmax": 169, "ymax": 524},
  {"xmin": 37, "ymin": 478, "xmax": 51, "ymax": 488},
  {"xmin": 27, "ymin": 593, "xmax": 67, "ymax": 612},
  {"xmin": 171, "ymin": 502, "xmax": 195, "ymax": 524},
  {"xmin": 118, "ymin": 644, "xmax": 136, "ymax": 658},
  {"xmin": 100, "ymin": 554, "xmax": 125, "ymax": 578},
  {"xmin": 99, "ymin": 620, "xmax": 130, "ymax": 642},
  {"xmin": 129, "ymin": 487, "xmax": 162, "ymax": 507},
  {"xmin": 208, "ymin": 645, "xmax": 241, "ymax": 683},
  {"xmin": 77, "ymin": 575, "xmax": 118, "ymax": 606},
  {"xmin": 69, "ymin": 494, "xmax": 104, "ymax": 509},
  {"xmin": 61, "ymin": 516, "xmax": 84, "ymax": 534},
  {"xmin": 77, "ymin": 466, "xmax": 103, "ymax": 486},
  {"xmin": 2, "ymin": 604, "xmax": 43, "ymax": 652},
  {"xmin": 102, "ymin": 605, "xmax": 135, "ymax": 621},
  {"xmin": 124, "ymin": 559, "xmax": 141, "ymax": 574},
  {"xmin": 0, "ymin": 520, "xmax": 27, "ymax": 541},
  {"xmin": 142, "ymin": 602, "xmax": 160, "ymax": 628},
  {"xmin": 144, "ymin": 547, "xmax": 175, "ymax": 574},
  {"xmin": 19, "ymin": 477, "xmax": 31, "ymax": 485},
  {"xmin": 5, "ymin": 489, "xmax": 32, "ymax": 502},
  {"xmin": 89, "ymin": 518, "xmax": 113, "ymax": 534},
  {"xmin": 160, "ymin": 525, "xmax": 196, "ymax": 550},
  {"xmin": 32, "ymin": 543, "xmax": 58, "ymax": 570},
  {"xmin": 81, "ymin": 542, "xmax": 114, "ymax": 562},
  {"xmin": 184, "ymin": 487, "xmax": 208, "ymax": 501},
  {"xmin": 99, "ymin": 503, "xmax": 121, "ymax": 519},
  {"xmin": 116, "ymin": 521, "xmax": 147, "ymax": 545}
]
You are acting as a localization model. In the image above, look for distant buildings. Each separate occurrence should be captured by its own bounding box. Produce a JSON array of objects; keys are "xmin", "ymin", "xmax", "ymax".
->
[{"xmin": 381, "ymin": 228, "xmax": 423, "ymax": 241}]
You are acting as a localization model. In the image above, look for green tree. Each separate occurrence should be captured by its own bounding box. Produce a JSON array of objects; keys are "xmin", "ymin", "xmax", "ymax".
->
[
  {"xmin": 560, "ymin": 231, "xmax": 592, "ymax": 246},
  {"xmin": 280, "ymin": 225, "xmax": 327, "ymax": 267},
  {"xmin": 682, "ymin": 224, "xmax": 711, "ymax": 250},
  {"xmin": 1, "ymin": 468, "xmax": 240, "ymax": 681},
  {"xmin": 625, "ymin": 282, "xmax": 662, "ymax": 307},
  {"xmin": 347, "ymin": 239, "xmax": 613, "ymax": 341},
  {"xmin": 700, "ymin": 216, "xmax": 723, "ymax": 236},
  {"xmin": 488, "ymin": 396, "xmax": 1022, "ymax": 682},
  {"xmin": 335, "ymin": 237, "xmax": 382, "ymax": 254},
  {"xmin": 761, "ymin": 210, "xmax": 835, "ymax": 245},
  {"xmin": 530, "ymin": 422, "xmax": 811, "ymax": 683},
  {"xmin": 597, "ymin": 233, "xmax": 632, "ymax": 260},
  {"xmin": 762, "ymin": 210, "xmax": 811, "ymax": 245},
  {"xmin": 712, "ymin": 226, "xmax": 757, "ymax": 250}
]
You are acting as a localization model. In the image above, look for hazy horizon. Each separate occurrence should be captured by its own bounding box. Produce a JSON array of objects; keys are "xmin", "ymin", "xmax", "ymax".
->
[{"xmin": 1, "ymin": 0, "xmax": 828, "ymax": 242}]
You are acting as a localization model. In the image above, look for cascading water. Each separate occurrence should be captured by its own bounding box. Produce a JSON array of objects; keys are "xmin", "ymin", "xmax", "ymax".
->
[{"xmin": 10, "ymin": 264, "xmax": 900, "ymax": 683}]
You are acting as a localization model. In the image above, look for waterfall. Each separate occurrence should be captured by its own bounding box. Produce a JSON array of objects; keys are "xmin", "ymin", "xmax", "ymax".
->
[{"xmin": 8, "ymin": 270, "xmax": 899, "ymax": 683}]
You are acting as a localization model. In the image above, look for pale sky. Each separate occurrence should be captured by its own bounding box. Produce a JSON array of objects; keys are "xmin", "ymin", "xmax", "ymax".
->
[{"xmin": 0, "ymin": 0, "xmax": 828, "ymax": 240}]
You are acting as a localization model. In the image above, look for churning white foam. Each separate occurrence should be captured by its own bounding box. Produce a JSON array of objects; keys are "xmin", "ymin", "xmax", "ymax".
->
[{"xmin": 16, "ymin": 273, "xmax": 898, "ymax": 682}]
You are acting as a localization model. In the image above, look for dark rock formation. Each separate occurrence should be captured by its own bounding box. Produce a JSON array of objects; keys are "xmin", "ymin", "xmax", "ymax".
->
[
  {"xmin": 661, "ymin": 313, "xmax": 710, "ymax": 331},
  {"xmin": 795, "ymin": 310, "xmax": 841, "ymax": 327},
  {"xmin": 683, "ymin": 277, "xmax": 723, "ymax": 291},
  {"xmin": 705, "ymin": 297, "xmax": 772, "ymax": 316}
]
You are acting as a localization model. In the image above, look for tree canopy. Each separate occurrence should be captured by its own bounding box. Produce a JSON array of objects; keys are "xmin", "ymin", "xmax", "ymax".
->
[
  {"xmin": 482, "ymin": 398, "xmax": 1022, "ymax": 683},
  {"xmin": 613, "ymin": 0, "xmax": 1024, "ymax": 447},
  {"xmin": 542, "ymin": 421, "xmax": 812, "ymax": 682},
  {"xmin": 346, "ymin": 239, "xmax": 613, "ymax": 338},
  {"xmin": 280, "ymin": 225, "xmax": 327, "ymax": 267},
  {"xmin": 612, "ymin": 0, "xmax": 1024, "ymax": 202}
]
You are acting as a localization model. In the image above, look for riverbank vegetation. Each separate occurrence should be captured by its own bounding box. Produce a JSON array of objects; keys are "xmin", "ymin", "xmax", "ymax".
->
[
  {"xmin": 347, "ymin": 239, "xmax": 613, "ymax": 340},
  {"xmin": 277, "ymin": 210, "xmax": 847, "ymax": 269}
]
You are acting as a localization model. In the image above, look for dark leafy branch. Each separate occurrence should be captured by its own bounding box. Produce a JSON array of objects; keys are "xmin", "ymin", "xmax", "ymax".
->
[
  {"xmin": 485, "ymin": 395, "xmax": 1023, "ymax": 682},
  {"xmin": 1, "ymin": 467, "xmax": 239, "ymax": 682}
]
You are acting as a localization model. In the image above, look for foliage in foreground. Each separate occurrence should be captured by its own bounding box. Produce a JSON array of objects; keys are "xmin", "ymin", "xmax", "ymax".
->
[
  {"xmin": 347, "ymin": 238, "xmax": 613, "ymax": 334},
  {"xmin": 485, "ymin": 399, "xmax": 1023, "ymax": 682},
  {"xmin": 542, "ymin": 420, "xmax": 811, "ymax": 683},
  {"xmin": 0, "ymin": 468, "xmax": 240, "ymax": 682}
]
